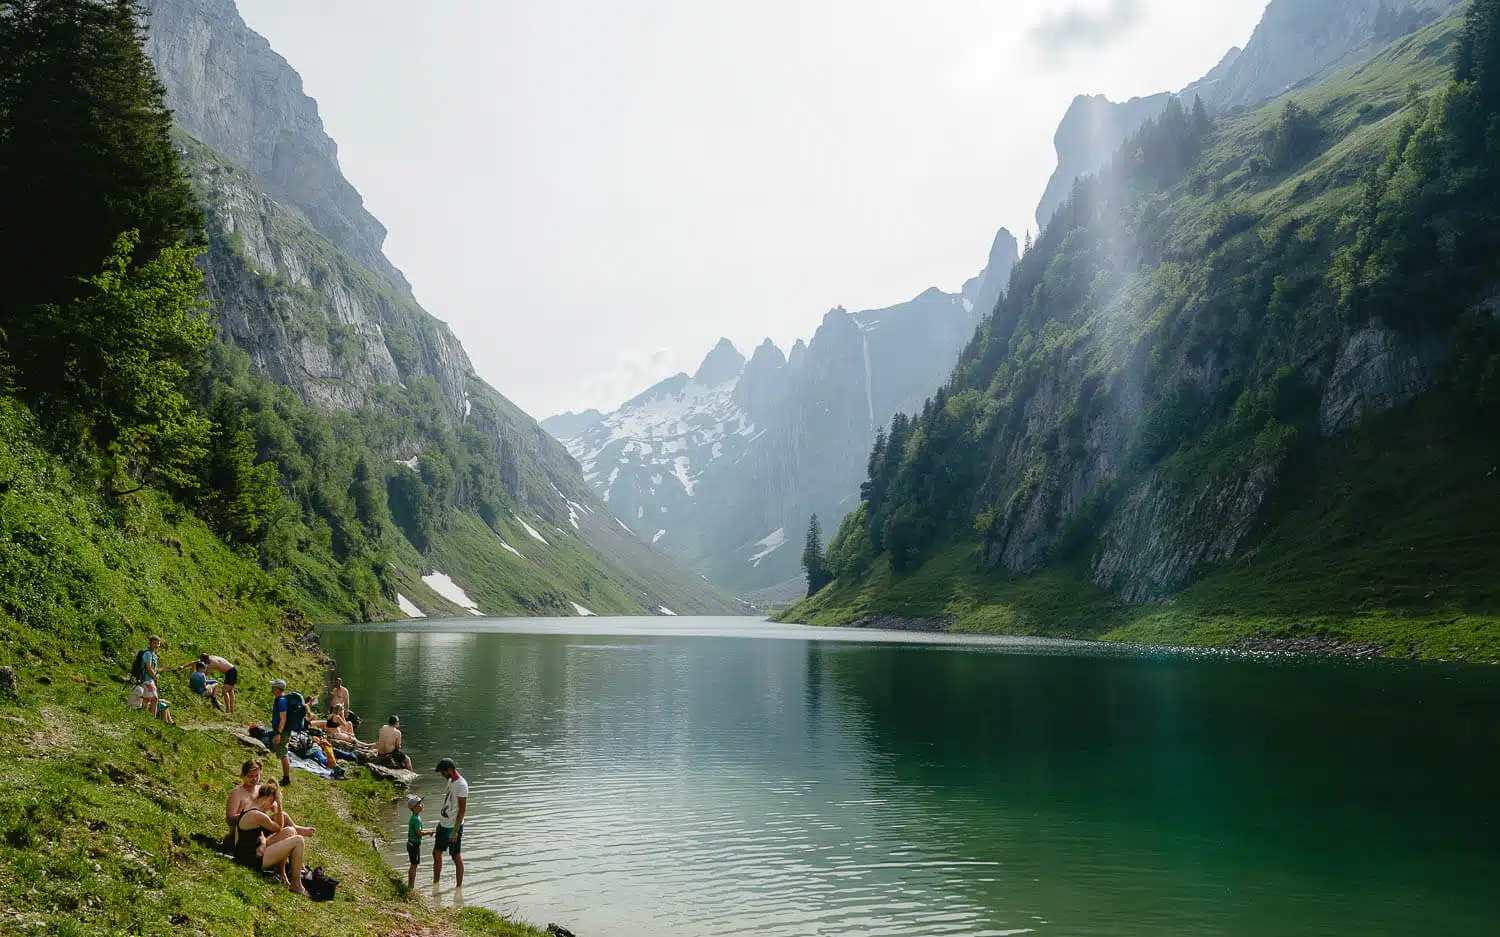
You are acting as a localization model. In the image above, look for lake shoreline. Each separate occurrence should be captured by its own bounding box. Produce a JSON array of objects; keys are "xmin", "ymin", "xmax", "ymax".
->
[{"xmin": 816, "ymin": 614, "xmax": 1404, "ymax": 662}]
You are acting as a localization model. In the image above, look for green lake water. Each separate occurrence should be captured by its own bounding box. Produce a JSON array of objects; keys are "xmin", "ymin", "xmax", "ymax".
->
[{"xmin": 318, "ymin": 617, "xmax": 1500, "ymax": 937}]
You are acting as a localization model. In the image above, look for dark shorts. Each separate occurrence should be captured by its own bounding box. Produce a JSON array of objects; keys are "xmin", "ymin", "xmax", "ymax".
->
[
  {"xmin": 434, "ymin": 825, "xmax": 462, "ymax": 857},
  {"xmin": 406, "ymin": 841, "xmax": 421, "ymax": 866},
  {"xmin": 224, "ymin": 667, "xmax": 238, "ymax": 686},
  {"xmin": 270, "ymin": 734, "xmax": 288, "ymax": 757}
]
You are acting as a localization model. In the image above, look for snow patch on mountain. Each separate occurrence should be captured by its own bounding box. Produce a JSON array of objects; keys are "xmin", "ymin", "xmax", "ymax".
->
[
  {"xmin": 749, "ymin": 528, "xmax": 788, "ymax": 567},
  {"xmin": 422, "ymin": 571, "xmax": 482, "ymax": 615},
  {"xmin": 514, "ymin": 514, "xmax": 549, "ymax": 545},
  {"xmin": 396, "ymin": 593, "xmax": 426, "ymax": 619}
]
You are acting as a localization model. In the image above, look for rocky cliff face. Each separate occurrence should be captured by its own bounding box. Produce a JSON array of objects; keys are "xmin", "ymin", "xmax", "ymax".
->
[
  {"xmin": 546, "ymin": 232, "xmax": 1019, "ymax": 593},
  {"xmin": 143, "ymin": 0, "xmax": 735, "ymax": 615},
  {"xmin": 143, "ymin": 0, "xmax": 410, "ymax": 293},
  {"xmin": 1035, "ymin": 0, "xmax": 1464, "ymax": 231}
]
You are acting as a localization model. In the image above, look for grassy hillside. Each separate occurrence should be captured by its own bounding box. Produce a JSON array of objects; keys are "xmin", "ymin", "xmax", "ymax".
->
[
  {"xmin": 0, "ymin": 398, "xmax": 548, "ymax": 935},
  {"xmin": 785, "ymin": 391, "xmax": 1500, "ymax": 663},
  {"xmin": 786, "ymin": 7, "xmax": 1500, "ymax": 658}
]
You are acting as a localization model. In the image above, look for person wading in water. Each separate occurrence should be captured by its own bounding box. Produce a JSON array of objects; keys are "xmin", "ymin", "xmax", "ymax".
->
[{"xmin": 432, "ymin": 758, "xmax": 468, "ymax": 888}]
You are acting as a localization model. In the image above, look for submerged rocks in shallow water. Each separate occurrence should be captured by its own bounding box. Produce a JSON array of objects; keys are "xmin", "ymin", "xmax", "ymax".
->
[
  {"xmin": 1237, "ymin": 636, "xmax": 1388, "ymax": 659},
  {"xmin": 844, "ymin": 615, "xmax": 955, "ymax": 633}
]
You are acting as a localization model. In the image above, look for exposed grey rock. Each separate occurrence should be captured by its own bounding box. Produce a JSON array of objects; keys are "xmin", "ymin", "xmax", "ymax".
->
[
  {"xmin": 1182, "ymin": 0, "xmax": 1461, "ymax": 114},
  {"xmin": 0, "ymin": 666, "xmax": 17, "ymax": 698},
  {"xmin": 1035, "ymin": 93, "xmax": 1174, "ymax": 231},
  {"xmin": 1319, "ymin": 325, "xmax": 1446, "ymax": 436},
  {"xmin": 142, "ymin": 0, "xmax": 411, "ymax": 294},
  {"xmin": 693, "ymin": 339, "xmax": 747, "ymax": 387},
  {"xmin": 1092, "ymin": 456, "xmax": 1286, "ymax": 602}
]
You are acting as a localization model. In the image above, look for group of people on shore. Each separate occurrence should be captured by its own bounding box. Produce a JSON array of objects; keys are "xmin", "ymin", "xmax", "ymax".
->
[
  {"xmin": 127, "ymin": 636, "xmax": 239, "ymax": 724},
  {"xmin": 127, "ymin": 638, "xmax": 468, "ymax": 897}
]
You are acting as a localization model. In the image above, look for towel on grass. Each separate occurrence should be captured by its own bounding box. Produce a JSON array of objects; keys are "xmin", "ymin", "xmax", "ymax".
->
[{"xmin": 287, "ymin": 752, "xmax": 333, "ymax": 778}]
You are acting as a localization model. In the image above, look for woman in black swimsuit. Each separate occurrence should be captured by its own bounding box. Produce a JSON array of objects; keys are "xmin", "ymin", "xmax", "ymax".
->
[{"xmin": 232, "ymin": 782, "xmax": 309, "ymax": 896}]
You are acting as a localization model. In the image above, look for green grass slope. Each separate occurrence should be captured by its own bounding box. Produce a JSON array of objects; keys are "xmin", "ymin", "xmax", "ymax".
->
[{"xmin": 0, "ymin": 397, "xmax": 546, "ymax": 936}]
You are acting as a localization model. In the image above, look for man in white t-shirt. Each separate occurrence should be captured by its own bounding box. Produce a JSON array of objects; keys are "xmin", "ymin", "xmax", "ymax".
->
[{"xmin": 432, "ymin": 757, "xmax": 468, "ymax": 887}]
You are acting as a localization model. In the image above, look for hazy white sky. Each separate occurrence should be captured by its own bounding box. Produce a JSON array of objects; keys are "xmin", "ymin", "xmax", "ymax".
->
[{"xmin": 235, "ymin": 0, "xmax": 1268, "ymax": 418}]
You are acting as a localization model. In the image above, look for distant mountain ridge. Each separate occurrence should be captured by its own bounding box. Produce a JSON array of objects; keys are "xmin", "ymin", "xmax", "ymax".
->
[
  {"xmin": 544, "ymin": 229, "xmax": 1018, "ymax": 594},
  {"xmin": 1035, "ymin": 0, "xmax": 1466, "ymax": 229}
]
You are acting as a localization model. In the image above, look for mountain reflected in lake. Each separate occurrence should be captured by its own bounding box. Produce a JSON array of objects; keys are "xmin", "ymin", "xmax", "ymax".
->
[{"xmin": 320, "ymin": 618, "xmax": 1499, "ymax": 937}]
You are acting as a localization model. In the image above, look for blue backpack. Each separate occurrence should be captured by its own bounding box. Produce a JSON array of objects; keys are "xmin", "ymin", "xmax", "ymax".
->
[{"xmin": 282, "ymin": 691, "xmax": 307, "ymax": 732}]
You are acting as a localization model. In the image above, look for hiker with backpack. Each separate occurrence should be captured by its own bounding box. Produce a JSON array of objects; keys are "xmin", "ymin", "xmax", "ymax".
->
[
  {"xmin": 129, "ymin": 636, "xmax": 175, "ymax": 726},
  {"xmin": 269, "ymin": 679, "xmax": 308, "ymax": 786}
]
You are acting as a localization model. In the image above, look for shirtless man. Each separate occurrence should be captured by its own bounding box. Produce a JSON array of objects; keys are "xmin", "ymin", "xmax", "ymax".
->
[
  {"xmin": 200, "ymin": 653, "xmax": 238, "ymax": 714},
  {"xmin": 329, "ymin": 677, "xmax": 350, "ymax": 715},
  {"xmin": 376, "ymin": 715, "xmax": 412, "ymax": 770},
  {"xmin": 225, "ymin": 759, "xmax": 262, "ymax": 843},
  {"xmin": 226, "ymin": 758, "xmax": 314, "ymax": 841}
]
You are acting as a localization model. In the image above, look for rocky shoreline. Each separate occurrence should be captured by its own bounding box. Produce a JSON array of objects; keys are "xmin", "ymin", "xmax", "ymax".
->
[
  {"xmin": 841, "ymin": 615, "xmax": 957, "ymax": 633},
  {"xmin": 822, "ymin": 614, "xmax": 1409, "ymax": 660},
  {"xmin": 1233, "ymin": 636, "xmax": 1389, "ymax": 659}
]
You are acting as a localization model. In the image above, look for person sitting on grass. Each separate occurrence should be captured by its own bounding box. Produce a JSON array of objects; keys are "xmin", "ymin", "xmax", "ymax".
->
[
  {"xmin": 188, "ymin": 660, "xmax": 223, "ymax": 710},
  {"xmin": 225, "ymin": 758, "xmax": 262, "ymax": 842},
  {"xmin": 200, "ymin": 653, "xmax": 239, "ymax": 714},
  {"xmin": 231, "ymin": 781, "xmax": 309, "ymax": 896}
]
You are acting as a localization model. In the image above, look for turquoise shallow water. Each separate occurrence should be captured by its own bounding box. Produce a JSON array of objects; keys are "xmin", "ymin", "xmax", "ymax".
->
[{"xmin": 319, "ymin": 617, "xmax": 1500, "ymax": 937}]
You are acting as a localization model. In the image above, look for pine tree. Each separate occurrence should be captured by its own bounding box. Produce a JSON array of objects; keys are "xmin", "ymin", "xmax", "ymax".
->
[
  {"xmin": 801, "ymin": 514, "xmax": 831, "ymax": 596},
  {"xmin": 0, "ymin": 0, "xmax": 202, "ymax": 315},
  {"xmin": 0, "ymin": 0, "xmax": 207, "ymax": 469},
  {"xmin": 1457, "ymin": 0, "xmax": 1500, "ymax": 110},
  {"xmin": 1191, "ymin": 95, "xmax": 1211, "ymax": 136}
]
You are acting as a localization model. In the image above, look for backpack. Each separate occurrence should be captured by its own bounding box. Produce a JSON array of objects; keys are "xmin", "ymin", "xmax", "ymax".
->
[
  {"xmin": 130, "ymin": 649, "xmax": 150, "ymax": 684},
  {"xmin": 283, "ymin": 691, "xmax": 307, "ymax": 733},
  {"xmin": 301, "ymin": 866, "xmax": 340, "ymax": 902}
]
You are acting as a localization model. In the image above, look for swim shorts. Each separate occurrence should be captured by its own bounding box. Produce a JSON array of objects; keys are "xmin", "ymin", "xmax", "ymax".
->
[{"xmin": 433, "ymin": 825, "xmax": 462, "ymax": 858}]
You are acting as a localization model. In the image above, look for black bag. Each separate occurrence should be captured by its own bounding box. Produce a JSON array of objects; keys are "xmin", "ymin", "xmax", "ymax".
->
[
  {"xmin": 302, "ymin": 866, "xmax": 339, "ymax": 902},
  {"xmin": 130, "ymin": 649, "xmax": 150, "ymax": 684}
]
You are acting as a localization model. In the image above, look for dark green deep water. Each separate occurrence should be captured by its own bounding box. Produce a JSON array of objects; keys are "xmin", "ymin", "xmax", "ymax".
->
[{"xmin": 318, "ymin": 618, "xmax": 1499, "ymax": 937}]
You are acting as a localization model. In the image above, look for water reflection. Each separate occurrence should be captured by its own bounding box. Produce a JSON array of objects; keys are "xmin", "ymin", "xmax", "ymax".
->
[{"xmin": 320, "ymin": 620, "xmax": 1500, "ymax": 937}]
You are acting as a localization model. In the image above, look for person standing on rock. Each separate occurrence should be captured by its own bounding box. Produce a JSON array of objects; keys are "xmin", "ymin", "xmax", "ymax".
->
[{"xmin": 432, "ymin": 758, "xmax": 467, "ymax": 888}]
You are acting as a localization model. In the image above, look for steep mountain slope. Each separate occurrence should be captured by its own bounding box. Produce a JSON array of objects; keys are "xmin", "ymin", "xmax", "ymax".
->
[
  {"xmin": 1036, "ymin": 0, "xmax": 1465, "ymax": 229},
  {"xmin": 146, "ymin": 0, "xmax": 735, "ymax": 617},
  {"xmin": 544, "ymin": 230, "xmax": 1018, "ymax": 595},
  {"xmin": 786, "ymin": 6, "xmax": 1500, "ymax": 659}
]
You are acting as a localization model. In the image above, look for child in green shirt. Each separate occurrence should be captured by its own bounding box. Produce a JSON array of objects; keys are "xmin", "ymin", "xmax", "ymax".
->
[{"xmin": 406, "ymin": 795, "xmax": 432, "ymax": 888}]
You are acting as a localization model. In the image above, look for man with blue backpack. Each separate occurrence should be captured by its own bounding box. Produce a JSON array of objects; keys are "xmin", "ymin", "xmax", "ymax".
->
[{"xmin": 269, "ymin": 679, "xmax": 307, "ymax": 786}]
